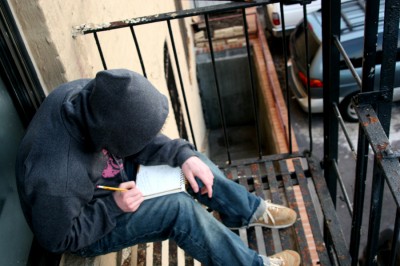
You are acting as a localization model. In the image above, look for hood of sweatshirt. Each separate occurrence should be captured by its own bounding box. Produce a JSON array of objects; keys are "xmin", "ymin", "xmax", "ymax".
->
[{"xmin": 63, "ymin": 69, "xmax": 169, "ymax": 158}]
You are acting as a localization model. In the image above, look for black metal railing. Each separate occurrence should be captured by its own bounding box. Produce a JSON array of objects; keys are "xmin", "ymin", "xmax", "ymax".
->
[
  {"xmin": 323, "ymin": 0, "xmax": 400, "ymax": 265},
  {"xmin": 73, "ymin": 0, "xmax": 400, "ymax": 264},
  {"xmin": 73, "ymin": 0, "xmax": 288, "ymax": 164}
]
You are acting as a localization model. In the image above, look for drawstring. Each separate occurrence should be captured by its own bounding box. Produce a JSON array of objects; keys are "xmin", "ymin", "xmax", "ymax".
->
[{"xmin": 111, "ymin": 153, "xmax": 129, "ymax": 182}]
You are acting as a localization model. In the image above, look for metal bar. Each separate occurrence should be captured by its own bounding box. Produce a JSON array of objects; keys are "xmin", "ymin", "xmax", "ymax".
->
[
  {"xmin": 333, "ymin": 36, "xmax": 362, "ymax": 88},
  {"xmin": 250, "ymin": 163, "xmax": 264, "ymax": 199},
  {"xmin": 332, "ymin": 160, "xmax": 353, "ymax": 216},
  {"xmin": 279, "ymin": 160, "xmax": 312, "ymax": 265},
  {"xmin": 264, "ymin": 161, "xmax": 291, "ymax": 252},
  {"xmin": 93, "ymin": 32, "xmax": 107, "ymax": 70},
  {"xmin": 279, "ymin": 2, "xmax": 293, "ymax": 154},
  {"xmin": 216, "ymin": 151, "xmax": 303, "ymax": 171},
  {"xmin": 366, "ymin": 164, "xmax": 386, "ymax": 266},
  {"xmin": 389, "ymin": 208, "xmax": 400, "ymax": 266},
  {"xmin": 241, "ymin": 8, "xmax": 262, "ymax": 159},
  {"xmin": 252, "ymin": 163, "xmax": 276, "ymax": 254},
  {"xmin": 72, "ymin": 1, "xmax": 275, "ymax": 35},
  {"xmin": 349, "ymin": 128, "xmax": 370, "ymax": 264},
  {"xmin": 378, "ymin": 0, "xmax": 400, "ymax": 134},
  {"xmin": 302, "ymin": 4, "xmax": 313, "ymax": 154},
  {"xmin": 333, "ymin": 102, "xmax": 357, "ymax": 159},
  {"xmin": 308, "ymin": 156, "xmax": 352, "ymax": 265},
  {"xmin": 322, "ymin": 0, "xmax": 340, "ymax": 206},
  {"xmin": 292, "ymin": 159, "xmax": 331, "ymax": 265},
  {"xmin": 355, "ymin": 104, "xmax": 400, "ymax": 205},
  {"xmin": 243, "ymin": 166, "xmax": 261, "ymax": 253},
  {"xmin": 204, "ymin": 14, "xmax": 231, "ymax": 164},
  {"xmin": 166, "ymin": 20, "xmax": 197, "ymax": 150},
  {"xmin": 358, "ymin": 0, "xmax": 386, "ymax": 263},
  {"xmin": 129, "ymin": 26, "xmax": 147, "ymax": 78}
]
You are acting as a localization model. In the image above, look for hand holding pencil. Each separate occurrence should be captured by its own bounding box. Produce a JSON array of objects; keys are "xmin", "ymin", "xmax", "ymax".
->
[{"xmin": 107, "ymin": 181, "xmax": 144, "ymax": 213}]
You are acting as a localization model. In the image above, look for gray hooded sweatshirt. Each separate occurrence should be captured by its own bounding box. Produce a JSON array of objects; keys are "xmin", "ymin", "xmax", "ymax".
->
[{"xmin": 16, "ymin": 69, "xmax": 195, "ymax": 253}]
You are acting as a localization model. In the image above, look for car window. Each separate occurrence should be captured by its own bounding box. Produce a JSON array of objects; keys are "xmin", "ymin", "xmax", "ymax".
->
[{"xmin": 291, "ymin": 22, "xmax": 320, "ymax": 69}]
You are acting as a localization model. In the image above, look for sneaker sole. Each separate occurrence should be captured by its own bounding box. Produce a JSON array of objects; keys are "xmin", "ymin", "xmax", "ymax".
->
[
  {"xmin": 228, "ymin": 219, "xmax": 296, "ymax": 230},
  {"xmin": 248, "ymin": 219, "xmax": 297, "ymax": 229}
]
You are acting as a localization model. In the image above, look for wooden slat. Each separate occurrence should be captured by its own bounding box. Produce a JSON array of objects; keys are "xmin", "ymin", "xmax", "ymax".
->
[
  {"xmin": 146, "ymin": 243, "xmax": 154, "ymax": 265},
  {"xmin": 136, "ymin": 243, "xmax": 147, "ymax": 266},
  {"xmin": 153, "ymin": 241, "xmax": 162, "ymax": 265},
  {"xmin": 244, "ymin": 166, "xmax": 259, "ymax": 253},
  {"xmin": 250, "ymin": 163, "xmax": 267, "ymax": 256},
  {"xmin": 307, "ymin": 157, "xmax": 352, "ymax": 265},
  {"xmin": 265, "ymin": 161, "xmax": 292, "ymax": 253},
  {"xmin": 169, "ymin": 240, "xmax": 178, "ymax": 266},
  {"xmin": 161, "ymin": 241, "xmax": 169, "ymax": 266},
  {"xmin": 279, "ymin": 160, "xmax": 313, "ymax": 265},
  {"xmin": 293, "ymin": 159, "xmax": 330, "ymax": 265}
]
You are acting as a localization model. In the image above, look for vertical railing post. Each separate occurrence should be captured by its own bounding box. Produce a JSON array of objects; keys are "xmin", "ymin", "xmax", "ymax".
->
[
  {"xmin": 93, "ymin": 32, "xmax": 107, "ymax": 70},
  {"xmin": 322, "ymin": 0, "xmax": 340, "ymax": 204},
  {"xmin": 241, "ymin": 8, "xmax": 262, "ymax": 159},
  {"xmin": 350, "ymin": 0, "xmax": 382, "ymax": 263},
  {"xmin": 166, "ymin": 19, "xmax": 197, "ymax": 150},
  {"xmin": 390, "ymin": 208, "xmax": 400, "ymax": 266},
  {"xmin": 279, "ymin": 2, "xmax": 293, "ymax": 154},
  {"xmin": 301, "ymin": 2, "xmax": 313, "ymax": 155},
  {"xmin": 129, "ymin": 26, "xmax": 147, "ymax": 78},
  {"xmin": 364, "ymin": 0, "xmax": 399, "ymax": 264},
  {"xmin": 204, "ymin": 13, "xmax": 231, "ymax": 164},
  {"xmin": 322, "ymin": 0, "xmax": 341, "ymax": 262}
]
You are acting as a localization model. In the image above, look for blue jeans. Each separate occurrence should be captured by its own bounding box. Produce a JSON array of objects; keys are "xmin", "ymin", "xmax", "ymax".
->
[{"xmin": 76, "ymin": 152, "xmax": 265, "ymax": 266}]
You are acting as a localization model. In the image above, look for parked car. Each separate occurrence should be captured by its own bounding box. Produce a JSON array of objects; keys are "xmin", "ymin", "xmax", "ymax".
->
[
  {"xmin": 264, "ymin": 0, "xmax": 321, "ymax": 37},
  {"xmin": 288, "ymin": 0, "xmax": 400, "ymax": 122}
]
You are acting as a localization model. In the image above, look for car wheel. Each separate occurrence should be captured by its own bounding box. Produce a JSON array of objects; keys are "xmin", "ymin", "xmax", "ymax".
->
[{"xmin": 339, "ymin": 93, "xmax": 358, "ymax": 122}]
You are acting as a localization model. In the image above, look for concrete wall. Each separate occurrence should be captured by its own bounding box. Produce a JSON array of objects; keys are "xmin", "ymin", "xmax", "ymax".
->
[{"xmin": 8, "ymin": 0, "xmax": 207, "ymax": 150}]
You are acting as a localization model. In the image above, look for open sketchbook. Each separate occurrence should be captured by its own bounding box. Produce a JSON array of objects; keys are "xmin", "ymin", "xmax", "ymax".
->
[{"xmin": 136, "ymin": 165, "xmax": 186, "ymax": 200}]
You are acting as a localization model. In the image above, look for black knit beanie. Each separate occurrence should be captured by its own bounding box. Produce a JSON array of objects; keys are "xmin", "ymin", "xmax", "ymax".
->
[{"xmin": 86, "ymin": 69, "xmax": 169, "ymax": 157}]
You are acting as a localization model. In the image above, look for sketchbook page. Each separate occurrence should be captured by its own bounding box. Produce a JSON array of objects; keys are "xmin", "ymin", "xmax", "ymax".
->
[{"xmin": 136, "ymin": 165, "xmax": 185, "ymax": 198}]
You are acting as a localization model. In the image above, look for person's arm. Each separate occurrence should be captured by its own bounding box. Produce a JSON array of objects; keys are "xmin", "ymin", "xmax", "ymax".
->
[
  {"xmin": 130, "ymin": 133, "xmax": 196, "ymax": 167},
  {"xmin": 31, "ymin": 192, "xmax": 124, "ymax": 253},
  {"xmin": 131, "ymin": 134, "xmax": 215, "ymax": 198}
]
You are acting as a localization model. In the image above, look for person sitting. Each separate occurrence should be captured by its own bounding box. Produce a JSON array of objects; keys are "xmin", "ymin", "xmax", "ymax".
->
[{"xmin": 16, "ymin": 69, "xmax": 300, "ymax": 265}]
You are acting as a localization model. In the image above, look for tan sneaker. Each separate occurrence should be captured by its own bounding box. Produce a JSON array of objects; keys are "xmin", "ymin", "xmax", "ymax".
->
[
  {"xmin": 269, "ymin": 250, "xmax": 301, "ymax": 266},
  {"xmin": 250, "ymin": 200, "xmax": 297, "ymax": 229}
]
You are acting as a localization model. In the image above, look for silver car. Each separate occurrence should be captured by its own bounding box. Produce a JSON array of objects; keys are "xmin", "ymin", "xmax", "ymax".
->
[
  {"xmin": 288, "ymin": 0, "xmax": 400, "ymax": 121},
  {"xmin": 264, "ymin": 0, "xmax": 321, "ymax": 37}
]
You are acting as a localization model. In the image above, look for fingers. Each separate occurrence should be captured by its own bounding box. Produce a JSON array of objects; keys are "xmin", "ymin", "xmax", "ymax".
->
[
  {"xmin": 205, "ymin": 181, "xmax": 213, "ymax": 198},
  {"xmin": 113, "ymin": 181, "xmax": 144, "ymax": 212},
  {"xmin": 182, "ymin": 156, "xmax": 214, "ymax": 198},
  {"xmin": 201, "ymin": 168, "xmax": 214, "ymax": 198},
  {"xmin": 119, "ymin": 181, "xmax": 136, "ymax": 190},
  {"xmin": 185, "ymin": 171, "xmax": 199, "ymax": 193}
]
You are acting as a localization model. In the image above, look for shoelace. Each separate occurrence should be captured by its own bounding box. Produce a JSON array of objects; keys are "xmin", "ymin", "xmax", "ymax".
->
[
  {"xmin": 269, "ymin": 257, "xmax": 284, "ymax": 266},
  {"xmin": 262, "ymin": 200, "xmax": 279, "ymax": 225}
]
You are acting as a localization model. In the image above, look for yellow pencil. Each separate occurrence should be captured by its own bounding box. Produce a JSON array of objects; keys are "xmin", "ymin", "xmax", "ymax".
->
[{"xmin": 96, "ymin": 185, "xmax": 128, "ymax": 192}]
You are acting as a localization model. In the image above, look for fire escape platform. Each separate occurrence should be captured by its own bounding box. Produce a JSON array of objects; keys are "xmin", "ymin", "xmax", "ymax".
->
[
  {"xmin": 62, "ymin": 7, "xmax": 350, "ymax": 266},
  {"xmin": 62, "ymin": 156, "xmax": 350, "ymax": 266}
]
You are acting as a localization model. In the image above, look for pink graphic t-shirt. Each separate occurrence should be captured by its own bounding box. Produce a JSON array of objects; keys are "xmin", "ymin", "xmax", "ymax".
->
[{"xmin": 101, "ymin": 149, "xmax": 123, "ymax": 178}]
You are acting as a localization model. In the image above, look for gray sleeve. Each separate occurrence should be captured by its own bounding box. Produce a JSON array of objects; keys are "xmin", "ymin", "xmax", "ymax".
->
[
  {"xmin": 31, "ymin": 193, "xmax": 124, "ymax": 253},
  {"xmin": 130, "ymin": 134, "xmax": 197, "ymax": 167}
]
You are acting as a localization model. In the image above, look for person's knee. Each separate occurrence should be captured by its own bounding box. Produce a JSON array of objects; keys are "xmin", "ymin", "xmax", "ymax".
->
[{"xmin": 163, "ymin": 193, "xmax": 197, "ymax": 214}]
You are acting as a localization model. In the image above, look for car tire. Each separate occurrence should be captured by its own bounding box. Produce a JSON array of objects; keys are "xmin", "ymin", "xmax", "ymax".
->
[{"xmin": 339, "ymin": 93, "xmax": 358, "ymax": 122}]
